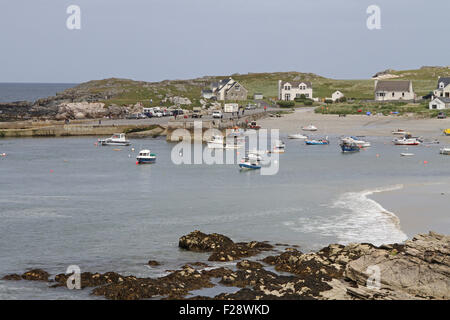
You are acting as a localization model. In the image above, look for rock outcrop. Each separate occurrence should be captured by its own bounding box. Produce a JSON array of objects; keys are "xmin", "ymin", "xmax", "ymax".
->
[{"xmin": 2, "ymin": 231, "xmax": 448, "ymax": 300}]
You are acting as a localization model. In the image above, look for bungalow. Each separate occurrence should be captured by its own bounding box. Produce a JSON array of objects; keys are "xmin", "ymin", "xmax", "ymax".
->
[
  {"xmin": 278, "ymin": 80, "xmax": 313, "ymax": 101},
  {"xmin": 433, "ymin": 77, "xmax": 450, "ymax": 98},
  {"xmin": 331, "ymin": 90, "xmax": 345, "ymax": 102},
  {"xmin": 429, "ymin": 97, "xmax": 450, "ymax": 110},
  {"xmin": 201, "ymin": 77, "xmax": 248, "ymax": 101},
  {"xmin": 374, "ymin": 80, "xmax": 415, "ymax": 101}
]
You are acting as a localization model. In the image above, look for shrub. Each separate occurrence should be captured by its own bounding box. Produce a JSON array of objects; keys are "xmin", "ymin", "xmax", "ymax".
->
[
  {"xmin": 324, "ymin": 99, "xmax": 333, "ymax": 104},
  {"xmin": 304, "ymin": 100, "xmax": 313, "ymax": 105},
  {"xmin": 277, "ymin": 100, "xmax": 295, "ymax": 108}
]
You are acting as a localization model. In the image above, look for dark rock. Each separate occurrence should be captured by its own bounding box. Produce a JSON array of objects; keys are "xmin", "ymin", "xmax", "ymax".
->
[
  {"xmin": 51, "ymin": 271, "xmax": 133, "ymax": 289},
  {"xmin": 21, "ymin": 269, "xmax": 50, "ymax": 281},
  {"xmin": 2, "ymin": 274, "xmax": 22, "ymax": 281},
  {"xmin": 148, "ymin": 260, "xmax": 161, "ymax": 267}
]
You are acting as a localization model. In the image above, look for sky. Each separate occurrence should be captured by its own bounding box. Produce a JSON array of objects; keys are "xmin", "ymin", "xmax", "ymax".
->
[{"xmin": 0, "ymin": 0, "xmax": 448, "ymax": 83}]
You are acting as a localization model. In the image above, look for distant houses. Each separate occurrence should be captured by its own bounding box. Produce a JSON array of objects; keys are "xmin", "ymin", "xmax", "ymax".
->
[
  {"xmin": 278, "ymin": 80, "xmax": 313, "ymax": 101},
  {"xmin": 201, "ymin": 77, "xmax": 248, "ymax": 101},
  {"xmin": 374, "ymin": 80, "xmax": 415, "ymax": 101},
  {"xmin": 429, "ymin": 97, "xmax": 450, "ymax": 110},
  {"xmin": 433, "ymin": 77, "xmax": 450, "ymax": 98},
  {"xmin": 331, "ymin": 90, "xmax": 345, "ymax": 102}
]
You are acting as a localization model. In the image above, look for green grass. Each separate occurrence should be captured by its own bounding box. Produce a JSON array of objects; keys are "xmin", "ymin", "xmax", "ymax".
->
[{"xmin": 63, "ymin": 67, "xmax": 450, "ymax": 113}]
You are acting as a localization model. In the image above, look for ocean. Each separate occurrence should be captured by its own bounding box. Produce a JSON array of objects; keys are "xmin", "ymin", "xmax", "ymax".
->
[{"xmin": 0, "ymin": 83, "xmax": 77, "ymax": 103}]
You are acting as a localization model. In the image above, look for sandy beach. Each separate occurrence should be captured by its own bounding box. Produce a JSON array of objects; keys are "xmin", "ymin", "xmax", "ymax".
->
[{"xmin": 259, "ymin": 107, "xmax": 450, "ymax": 141}]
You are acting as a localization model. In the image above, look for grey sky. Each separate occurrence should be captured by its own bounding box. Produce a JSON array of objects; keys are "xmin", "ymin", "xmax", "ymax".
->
[{"xmin": 0, "ymin": 0, "xmax": 448, "ymax": 83}]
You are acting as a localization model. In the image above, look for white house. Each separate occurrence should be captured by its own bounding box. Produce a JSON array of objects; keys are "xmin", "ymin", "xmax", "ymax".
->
[
  {"xmin": 433, "ymin": 77, "xmax": 450, "ymax": 98},
  {"xmin": 374, "ymin": 80, "xmax": 415, "ymax": 101},
  {"xmin": 429, "ymin": 97, "xmax": 450, "ymax": 110},
  {"xmin": 331, "ymin": 90, "xmax": 345, "ymax": 102},
  {"xmin": 278, "ymin": 80, "xmax": 313, "ymax": 101}
]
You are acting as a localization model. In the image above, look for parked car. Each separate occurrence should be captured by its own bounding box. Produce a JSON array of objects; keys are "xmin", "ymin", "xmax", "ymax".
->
[
  {"xmin": 154, "ymin": 111, "xmax": 163, "ymax": 117},
  {"xmin": 192, "ymin": 107, "xmax": 202, "ymax": 118},
  {"xmin": 172, "ymin": 109, "xmax": 184, "ymax": 116},
  {"xmin": 437, "ymin": 112, "xmax": 447, "ymax": 119},
  {"xmin": 212, "ymin": 110, "xmax": 223, "ymax": 119},
  {"xmin": 126, "ymin": 113, "xmax": 140, "ymax": 119},
  {"xmin": 245, "ymin": 104, "xmax": 256, "ymax": 110}
]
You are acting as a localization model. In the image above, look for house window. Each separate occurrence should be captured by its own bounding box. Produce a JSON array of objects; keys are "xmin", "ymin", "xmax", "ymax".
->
[
  {"xmin": 402, "ymin": 92, "xmax": 405, "ymax": 97},
  {"xmin": 392, "ymin": 92, "xmax": 395, "ymax": 97},
  {"xmin": 284, "ymin": 86, "xmax": 291, "ymax": 90},
  {"xmin": 305, "ymin": 93, "xmax": 309, "ymax": 98},
  {"xmin": 284, "ymin": 94, "xmax": 291, "ymax": 101},
  {"xmin": 235, "ymin": 85, "xmax": 240, "ymax": 91},
  {"xmin": 439, "ymin": 82, "xmax": 444, "ymax": 89}
]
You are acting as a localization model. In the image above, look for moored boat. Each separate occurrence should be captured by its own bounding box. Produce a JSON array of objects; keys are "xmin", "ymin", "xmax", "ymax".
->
[
  {"xmin": 340, "ymin": 141, "xmax": 360, "ymax": 153},
  {"xmin": 239, "ymin": 153, "xmax": 261, "ymax": 170},
  {"xmin": 288, "ymin": 133, "xmax": 308, "ymax": 139},
  {"xmin": 270, "ymin": 140, "xmax": 286, "ymax": 153},
  {"xmin": 440, "ymin": 147, "xmax": 450, "ymax": 155},
  {"xmin": 393, "ymin": 137, "xmax": 421, "ymax": 145},
  {"xmin": 341, "ymin": 136, "xmax": 371, "ymax": 148},
  {"xmin": 302, "ymin": 124, "xmax": 318, "ymax": 131},
  {"xmin": 207, "ymin": 135, "xmax": 243, "ymax": 149},
  {"xmin": 98, "ymin": 133, "xmax": 130, "ymax": 146},
  {"xmin": 444, "ymin": 129, "xmax": 450, "ymax": 136},
  {"xmin": 136, "ymin": 149, "xmax": 156, "ymax": 164},
  {"xmin": 305, "ymin": 137, "xmax": 329, "ymax": 145}
]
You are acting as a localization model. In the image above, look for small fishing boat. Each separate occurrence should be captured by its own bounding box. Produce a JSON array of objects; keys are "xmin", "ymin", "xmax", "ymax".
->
[
  {"xmin": 400, "ymin": 153, "xmax": 415, "ymax": 157},
  {"xmin": 340, "ymin": 141, "xmax": 360, "ymax": 153},
  {"xmin": 440, "ymin": 147, "xmax": 450, "ymax": 155},
  {"xmin": 393, "ymin": 137, "xmax": 421, "ymax": 145},
  {"xmin": 136, "ymin": 149, "xmax": 156, "ymax": 164},
  {"xmin": 207, "ymin": 135, "xmax": 243, "ymax": 149},
  {"xmin": 392, "ymin": 129, "xmax": 409, "ymax": 136},
  {"xmin": 302, "ymin": 124, "xmax": 318, "ymax": 131},
  {"xmin": 288, "ymin": 133, "xmax": 308, "ymax": 139},
  {"xmin": 239, "ymin": 153, "xmax": 261, "ymax": 170},
  {"xmin": 269, "ymin": 140, "xmax": 286, "ymax": 153},
  {"xmin": 341, "ymin": 136, "xmax": 371, "ymax": 148},
  {"xmin": 98, "ymin": 133, "xmax": 130, "ymax": 146},
  {"xmin": 305, "ymin": 137, "xmax": 329, "ymax": 145}
]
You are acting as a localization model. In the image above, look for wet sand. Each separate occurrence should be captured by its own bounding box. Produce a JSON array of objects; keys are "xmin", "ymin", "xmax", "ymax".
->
[
  {"xmin": 259, "ymin": 107, "xmax": 450, "ymax": 141},
  {"xmin": 369, "ymin": 182, "xmax": 450, "ymax": 238}
]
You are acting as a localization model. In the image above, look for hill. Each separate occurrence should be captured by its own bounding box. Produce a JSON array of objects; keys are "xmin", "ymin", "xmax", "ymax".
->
[{"xmin": 57, "ymin": 66, "xmax": 450, "ymax": 107}]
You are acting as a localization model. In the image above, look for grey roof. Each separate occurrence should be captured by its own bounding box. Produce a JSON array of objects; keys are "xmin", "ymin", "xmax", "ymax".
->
[
  {"xmin": 375, "ymin": 80, "xmax": 412, "ymax": 92},
  {"xmin": 434, "ymin": 97, "xmax": 450, "ymax": 103},
  {"xmin": 281, "ymin": 81, "xmax": 312, "ymax": 88},
  {"xmin": 437, "ymin": 77, "xmax": 450, "ymax": 89}
]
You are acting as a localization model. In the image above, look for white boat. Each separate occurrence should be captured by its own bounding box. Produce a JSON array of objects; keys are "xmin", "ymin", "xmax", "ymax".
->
[
  {"xmin": 136, "ymin": 149, "xmax": 156, "ymax": 164},
  {"xmin": 302, "ymin": 124, "xmax": 318, "ymax": 131},
  {"xmin": 239, "ymin": 153, "xmax": 262, "ymax": 170},
  {"xmin": 392, "ymin": 129, "xmax": 409, "ymax": 136},
  {"xmin": 393, "ymin": 137, "xmax": 420, "ymax": 146},
  {"xmin": 269, "ymin": 140, "xmax": 285, "ymax": 153},
  {"xmin": 288, "ymin": 133, "xmax": 308, "ymax": 139},
  {"xmin": 400, "ymin": 153, "xmax": 415, "ymax": 157},
  {"xmin": 440, "ymin": 147, "xmax": 450, "ymax": 155},
  {"xmin": 341, "ymin": 136, "xmax": 371, "ymax": 148},
  {"xmin": 207, "ymin": 135, "xmax": 243, "ymax": 149},
  {"xmin": 98, "ymin": 133, "xmax": 130, "ymax": 146}
]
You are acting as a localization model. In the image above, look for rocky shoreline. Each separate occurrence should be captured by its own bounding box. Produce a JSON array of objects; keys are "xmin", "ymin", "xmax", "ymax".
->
[{"xmin": 2, "ymin": 231, "xmax": 449, "ymax": 300}]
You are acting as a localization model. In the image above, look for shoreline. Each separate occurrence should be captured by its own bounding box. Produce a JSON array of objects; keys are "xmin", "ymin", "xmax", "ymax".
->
[{"xmin": 369, "ymin": 181, "xmax": 450, "ymax": 238}]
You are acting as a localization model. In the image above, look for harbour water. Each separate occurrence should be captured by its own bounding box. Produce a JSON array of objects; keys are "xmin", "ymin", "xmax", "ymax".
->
[{"xmin": 0, "ymin": 135, "xmax": 449, "ymax": 299}]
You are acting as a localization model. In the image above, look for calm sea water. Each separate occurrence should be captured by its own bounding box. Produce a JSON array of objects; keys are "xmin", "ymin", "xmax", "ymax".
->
[
  {"xmin": 0, "ymin": 135, "xmax": 449, "ymax": 299},
  {"xmin": 0, "ymin": 83, "xmax": 77, "ymax": 103}
]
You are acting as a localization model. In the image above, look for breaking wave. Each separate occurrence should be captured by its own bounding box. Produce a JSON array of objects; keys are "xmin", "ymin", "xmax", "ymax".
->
[{"xmin": 283, "ymin": 185, "xmax": 408, "ymax": 246}]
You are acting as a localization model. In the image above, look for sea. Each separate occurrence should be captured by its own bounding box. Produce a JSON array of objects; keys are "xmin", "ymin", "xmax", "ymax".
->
[{"xmin": 0, "ymin": 84, "xmax": 449, "ymax": 299}]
